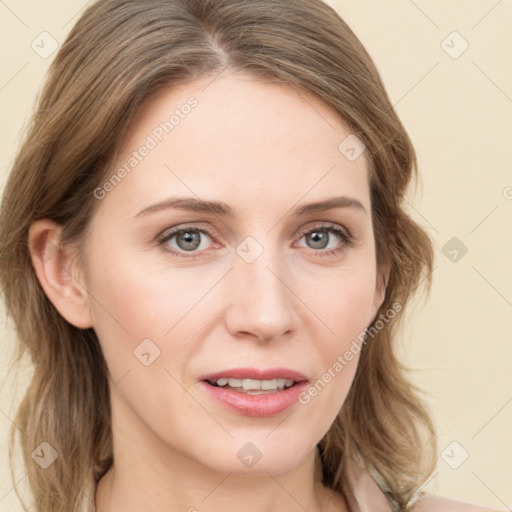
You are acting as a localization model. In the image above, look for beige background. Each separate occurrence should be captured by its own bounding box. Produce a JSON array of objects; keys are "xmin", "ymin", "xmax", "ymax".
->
[{"xmin": 1, "ymin": 0, "xmax": 511, "ymax": 510}]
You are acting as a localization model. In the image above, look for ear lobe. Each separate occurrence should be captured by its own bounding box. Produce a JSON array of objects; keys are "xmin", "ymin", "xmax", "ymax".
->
[
  {"xmin": 28, "ymin": 219, "xmax": 93, "ymax": 329},
  {"xmin": 376, "ymin": 267, "xmax": 389, "ymax": 305},
  {"xmin": 370, "ymin": 261, "xmax": 390, "ymax": 320}
]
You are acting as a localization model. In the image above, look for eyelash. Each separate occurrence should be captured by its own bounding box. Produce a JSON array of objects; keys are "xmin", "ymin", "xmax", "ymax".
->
[{"xmin": 157, "ymin": 222, "xmax": 354, "ymax": 259}]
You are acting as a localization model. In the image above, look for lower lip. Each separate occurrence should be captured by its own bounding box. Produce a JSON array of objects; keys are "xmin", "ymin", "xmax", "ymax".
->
[{"xmin": 199, "ymin": 380, "xmax": 309, "ymax": 417}]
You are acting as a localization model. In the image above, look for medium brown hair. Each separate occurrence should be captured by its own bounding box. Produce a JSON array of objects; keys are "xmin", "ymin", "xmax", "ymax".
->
[{"xmin": 0, "ymin": 1, "xmax": 436, "ymax": 511}]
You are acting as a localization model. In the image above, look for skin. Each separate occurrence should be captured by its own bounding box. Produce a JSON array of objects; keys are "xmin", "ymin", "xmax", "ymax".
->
[{"xmin": 29, "ymin": 72, "xmax": 387, "ymax": 512}]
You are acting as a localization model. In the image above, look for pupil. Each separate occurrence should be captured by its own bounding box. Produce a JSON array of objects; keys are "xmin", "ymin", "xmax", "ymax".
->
[
  {"xmin": 307, "ymin": 230, "xmax": 328, "ymax": 249},
  {"xmin": 177, "ymin": 231, "xmax": 201, "ymax": 251}
]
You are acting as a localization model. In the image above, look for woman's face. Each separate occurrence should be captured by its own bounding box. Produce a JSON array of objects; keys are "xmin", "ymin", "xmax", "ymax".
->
[{"xmin": 78, "ymin": 73, "xmax": 384, "ymax": 475}]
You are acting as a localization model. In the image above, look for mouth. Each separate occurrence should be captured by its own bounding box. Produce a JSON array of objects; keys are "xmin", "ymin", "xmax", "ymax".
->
[
  {"xmin": 198, "ymin": 368, "xmax": 309, "ymax": 415},
  {"xmin": 204, "ymin": 377, "xmax": 299, "ymax": 395}
]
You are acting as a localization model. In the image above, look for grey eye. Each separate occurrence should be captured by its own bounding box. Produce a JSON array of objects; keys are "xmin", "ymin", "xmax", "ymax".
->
[
  {"xmin": 175, "ymin": 230, "xmax": 202, "ymax": 251},
  {"xmin": 162, "ymin": 228, "xmax": 213, "ymax": 253},
  {"xmin": 305, "ymin": 230, "xmax": 330, "ymax": 249}
]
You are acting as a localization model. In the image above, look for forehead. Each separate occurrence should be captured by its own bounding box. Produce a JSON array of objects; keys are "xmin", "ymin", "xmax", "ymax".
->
[{"xmin": 98, "ymin": 72, "xmax": 370, "ymax": 219}]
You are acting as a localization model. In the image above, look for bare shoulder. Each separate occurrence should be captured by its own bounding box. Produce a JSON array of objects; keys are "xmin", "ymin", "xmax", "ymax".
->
[{"xmin": 414, "ymin": 493, "xmax": 506, "ymax": 512}]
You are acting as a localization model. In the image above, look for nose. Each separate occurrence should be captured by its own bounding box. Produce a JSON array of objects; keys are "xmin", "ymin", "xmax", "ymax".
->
[{"xmin": 223, "ymin": 244, "xmax": 299, "ymax": 343}]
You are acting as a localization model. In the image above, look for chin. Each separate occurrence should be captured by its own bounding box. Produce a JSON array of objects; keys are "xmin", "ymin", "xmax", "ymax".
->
[{"xmin": 195, "ymin": 434, "xmax": 315, "ymax": 476}]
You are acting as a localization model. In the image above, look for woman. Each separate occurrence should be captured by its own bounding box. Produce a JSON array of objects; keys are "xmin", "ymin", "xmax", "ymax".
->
[{"xmin": 0, "ymin": 1, "xmax": 501, "ymax": 511}]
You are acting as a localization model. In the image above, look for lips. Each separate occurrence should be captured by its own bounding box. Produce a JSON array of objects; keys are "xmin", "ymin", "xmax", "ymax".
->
[
  {"xmin": 198, "ymin": 367, "xmax": 309, "ymax": 417},
  {"xmin": 198, "ymin": 367, "xmax": 308, "ymax": 383}
]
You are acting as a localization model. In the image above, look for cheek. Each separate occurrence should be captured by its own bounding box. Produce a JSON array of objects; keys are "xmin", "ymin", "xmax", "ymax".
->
[
  {"xmin": 303, "ymin": 262, "xmax": 378, "ymax": 345},
  {"xmin": 83, "ymin": 239, "xmax": 226, "ymax": 382},
  {"xmin": 296, "ymin": 264, "xmax": 378, "ymax": 411}
]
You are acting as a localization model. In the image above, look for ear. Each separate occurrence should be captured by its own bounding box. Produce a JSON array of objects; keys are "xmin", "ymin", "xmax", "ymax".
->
[
  {"xmin": 28, "ymin": 219, "xmax": 93, "ymax": 329},
  {"xmin": 370, "ymin": 258, "xmax": 391, "ymax": 320}
]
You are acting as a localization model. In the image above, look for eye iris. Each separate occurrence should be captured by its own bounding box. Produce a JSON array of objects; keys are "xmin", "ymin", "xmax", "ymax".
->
[
  {"xmin": 306, "ymin": 230, "xmax": 328, "ymax": 249},
  {"xmin": 177, "ymin": 231, "xmax": 201, "ymax": 251}
]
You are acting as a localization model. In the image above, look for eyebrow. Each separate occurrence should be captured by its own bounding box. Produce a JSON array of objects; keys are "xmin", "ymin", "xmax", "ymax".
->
[{"xmin": 134, "ymin": 195, "xmax": 367, "ymax": 218}]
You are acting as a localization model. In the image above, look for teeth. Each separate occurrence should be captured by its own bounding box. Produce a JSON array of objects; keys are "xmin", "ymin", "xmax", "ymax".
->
[
  {"xmin": 213, "ymin": 378, "xmax": 295, "ymax": 390},
  {"xmin": 261, "ymin": 379, "xmax": 279, "ymax": 390},
  {"xmin": 243, "ymin": 379, "xmax": 261, "ymax": 390}
]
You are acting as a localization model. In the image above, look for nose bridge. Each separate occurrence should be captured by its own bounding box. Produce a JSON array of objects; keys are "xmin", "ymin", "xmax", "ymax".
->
[{"xmin": 225, "ymin": 237, "xmax": 297, "ymax": 341}]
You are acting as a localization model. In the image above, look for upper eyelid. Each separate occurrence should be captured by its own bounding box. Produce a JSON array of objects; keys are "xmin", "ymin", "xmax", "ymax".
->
[
  {"xmin": 159, "ymin": 224, "xmax": 214, "ymax": 239},
  {"xmin": 294, "ymin": 221, "xmax": 351, "ymax": 237}
]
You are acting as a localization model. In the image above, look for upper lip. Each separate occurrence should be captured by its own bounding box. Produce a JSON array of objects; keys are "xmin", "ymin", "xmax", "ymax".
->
[{"xmin": 199, "ymin": 367, "xmax": 308, "ymax": 383}]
